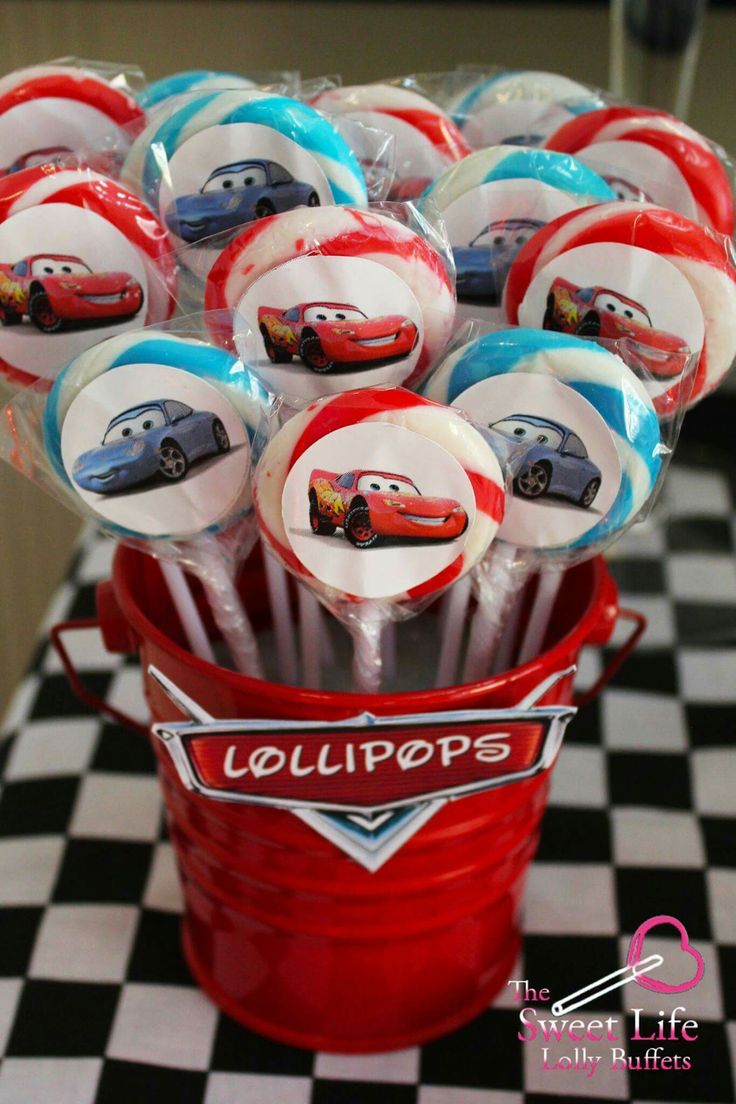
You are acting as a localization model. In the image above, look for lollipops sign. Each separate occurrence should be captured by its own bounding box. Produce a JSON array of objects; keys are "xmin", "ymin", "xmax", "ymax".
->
[
  {"xmin": 205, "ymin": 205, "xmax": 456, "ymax": 401},
  {"xmin": 0, "ymin": 164, "xmax": 176, "ymax": 388},
  {"xmin": 122, "ymin": 89, "xmax": 368, "ymax": 268},
  {"xmin": 44, "ymin": 331, "xmax": 270, "ymax": 676},
  {"xmin": 312, "ymin": 84, "xmax": 471, "ymax": 197},
  {"xmin": 422, "ymin": 146, "xmax": 614, "ymax": 308},
  {"xmin": 254, "ymin": 387, "xmax": 506, "ymax": 692},
  {"xmin": 425, "ymin": 329, "xmax": 663, "ymax": 681},
  {"xmin": 504, "ymin": 202, "xmax": 736, "ymax": 410},
  {"xmin": 0, "ymin": 64, "xmax": 144, "ymax": 176}
]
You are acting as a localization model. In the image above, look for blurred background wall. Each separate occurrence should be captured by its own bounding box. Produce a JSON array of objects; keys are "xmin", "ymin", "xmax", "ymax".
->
[{"xmin": 0, "ymin": 0, "xmax": 734, "ymax": 711}]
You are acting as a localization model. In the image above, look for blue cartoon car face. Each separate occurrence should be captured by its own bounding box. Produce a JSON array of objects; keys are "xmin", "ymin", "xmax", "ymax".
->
[
  {"xmin": 490, "ymin": 414, "xmax": 602, "ymax": 509},
  {"xmin": 453, "ymin": 218, "xmax": 544, "ymax": 303},
  {"xmin": 165, "ymin": 159, "xmax": 321, "ymax": 242},
  {"xmin": 72, "ymin": 400, "xmax": 231, "ymax": 494}
]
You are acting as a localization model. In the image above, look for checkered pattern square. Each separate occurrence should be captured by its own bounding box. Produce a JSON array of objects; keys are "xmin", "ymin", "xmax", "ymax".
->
[{"xmin": 0, "ymin": 460, "xmax": 733, "ymax": 1102}]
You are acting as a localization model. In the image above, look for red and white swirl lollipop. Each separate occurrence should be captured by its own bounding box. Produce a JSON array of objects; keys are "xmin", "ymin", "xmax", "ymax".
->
[
  {"xmin": 0, "ymin": 64, "xmax": 144, "ymax": 176},
  {"xmin": 544, "ymin": 106, "xmax": 734, "ymax": 235},
  {"xmin": 312, "ymin": 83, "xmax": 471, "ymax": 198},
  {"xmin": 0, "ymin": 164, "xmax": 177, "ymax": 387},
  {"xmin": 504, "ymin": 202, "xmax": 736, "ymax": 410},
  {"xmin": 205, "ymin": 205, "xmax": 456, "ymax": 398},
  {"xmin": 254, "ymin": 387, "xmax": 506, "ymax": 691}
]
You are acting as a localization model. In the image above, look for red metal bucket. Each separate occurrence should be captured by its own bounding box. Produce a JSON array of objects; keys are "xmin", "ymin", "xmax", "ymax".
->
[{"xmin": 52, "ymin": 546, "xmax": 644, "ymax": 1053}]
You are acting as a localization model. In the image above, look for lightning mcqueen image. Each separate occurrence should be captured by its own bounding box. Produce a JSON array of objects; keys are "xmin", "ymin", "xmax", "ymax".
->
[
  {"xmin": 308, "ymin": 469, "xmax": 468, "ymax": 549},
  {"xmin": 0, "ymin": 254, "xmax": 143, "ymax": 333},
  {"xmin": 72, "ymin": 399, "xmax": 230, "ymax": 494},
  {"xmin": 258, "ymin": 302, "xmax": 419, "ymax": 374},
  {"xmin": 543, "ymin": 277, "xmax": 686, "ymax": 379}
]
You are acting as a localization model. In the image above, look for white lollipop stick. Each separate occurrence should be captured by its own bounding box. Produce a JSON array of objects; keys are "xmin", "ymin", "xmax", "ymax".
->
[
  {"xmin": 435, "ymin": 575, "xmax": 472, "ymax": 687},
  {"xmin": 516, "ymin": 566, "xmax": 565, "ymax": 667},
  {"xmin": 551, "ymin": 954, "xmax": 663, "ymax": 1017},
  {"xmin": 463, "ymin": 544, "xmax": 523, "ymax": 683},
  {"xmin": 159, "ymin": 561, "xmax": 216, "ymax": 665},
  {"xmin": 298, "ymin": 586, "xmax": 323, "ymax": 688},
  {"xmin": 492, "ymin": 590, "xmax": 525, "ymax": 674},
  {"xmin": 352, "ymin": 607, "xmax": 385, "ymax": 694},
  {"xmin": 263, "ymin": 549, "xmax": 299, "ymax": 686},
  {"xmin": 383, "ymin": 621, "xmax": 398, "ymax": 684},
  {"xmin": 193, "ymin": 535, "xmax": 264, "ymax": 679}
]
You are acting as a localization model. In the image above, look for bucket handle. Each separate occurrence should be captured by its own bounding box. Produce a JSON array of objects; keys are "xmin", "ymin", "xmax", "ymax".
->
[
  {"xmin": 49, "ymin": 618, "xmax": 150, "ymax": 738},
  {"xmin": 50, "ymin": 603, "xmax": 647, "ymax": 737},
  {"xmin": 574, "ymin": 606, "xmax": 647, "ymax": 710}
]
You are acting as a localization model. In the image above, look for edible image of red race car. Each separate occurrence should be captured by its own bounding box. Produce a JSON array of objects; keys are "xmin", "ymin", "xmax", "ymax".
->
[
  {"xmin": 0, "ymin": 254, "xmax": 143, "ymax": 333},
  {"xmin": 258, "ymin": 302, "xmax": 419, "ymax": 374},
  {"xmin": 308, "ymin": 468, "xmax": 468, "ymax": 548},
  {"xmin": 543, "ymin": 277, "xmax": 686, "ymax": 379}
]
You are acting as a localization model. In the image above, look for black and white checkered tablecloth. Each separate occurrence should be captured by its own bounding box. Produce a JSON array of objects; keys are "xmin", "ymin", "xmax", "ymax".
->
[{"xmin": 0, "ymin": 457, "xmax": 733, "ymax": 1104}]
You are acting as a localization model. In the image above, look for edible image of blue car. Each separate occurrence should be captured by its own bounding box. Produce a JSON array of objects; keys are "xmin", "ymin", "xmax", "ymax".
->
[
  {"xmin": 490, "ymin": 414, "xmax": 602, "ymax": 509},
  {"xmin": 165, "ymin": 159, "xmax": 321, "ymax": 242},
  {"xmin": 453, "ymin": 217, "xmax": 544, "ymax": 303},
  {"xmin": 72, "ymin": 399, "xmax": 231, "ymax": 494}
]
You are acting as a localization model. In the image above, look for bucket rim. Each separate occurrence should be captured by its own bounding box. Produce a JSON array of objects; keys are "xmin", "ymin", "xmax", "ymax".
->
[{"xmin": 110, "ymin": 545, "xmax": 614, "ymax": 712}]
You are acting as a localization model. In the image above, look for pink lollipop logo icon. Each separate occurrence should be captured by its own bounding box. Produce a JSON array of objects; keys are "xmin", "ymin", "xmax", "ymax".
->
[{"xmin": 551, "ymin": 914, "xmax": 704, "ymax": 1016}]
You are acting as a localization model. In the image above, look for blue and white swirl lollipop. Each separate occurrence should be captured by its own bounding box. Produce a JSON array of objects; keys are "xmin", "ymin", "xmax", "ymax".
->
[
  {"xmin": 425, "ymin": 328, "xmax": 663, "ymax": 682},
  {"xmin": 137, "ymin": 70, "xmax": 258, "ymax": 113},
  {"xmin": 122, "ymin": 89, "xmax": 368, "ymax": 263},
  {"xmin": 423, "ymin": 147, "xmax": 615, "ymax": 308},
  {"xmin": 45, "ymin": 330, "xmax": 271, "ymax": 676}
]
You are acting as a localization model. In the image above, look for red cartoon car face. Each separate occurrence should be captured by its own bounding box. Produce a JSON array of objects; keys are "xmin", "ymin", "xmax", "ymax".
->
[
  {"xmin": 258, "ymin": 301, "xmax": 419, "ymax": 374},
  {"xmin": 308, "ymin": 468, "xmax": 468, "ymax": 548},
  {"xmin": 0, "ymin": 254, "xmax": 143, "ymax": 333},
  {"xmin": 543, "ymin": 277, "xmax": 686, "ymax": 379}
]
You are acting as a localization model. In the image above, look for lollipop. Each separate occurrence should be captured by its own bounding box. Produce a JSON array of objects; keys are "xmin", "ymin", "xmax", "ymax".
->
[
  {"xmin": 0, "ymin": 64, "xmax": 144, "ymax": 175},
  {"xmin": 425, "ymin": 328, "xmax": 663, "ymax": 682},
  {"xmin": 422, "ymin": 146, "xmax": 614, "ymax": 307},
  {"xmin": 122, "ymin": 89, "xmax": 368, "ymax": 260},
  {"xmin": 137, "ymin": 70, "xmax": 258, "ymax": 112},
  {"xmin": 312, "ymin": 84, "xmax": 471, "ymax": 198},
  {"xmin": 44, "ymin": 330, "xmax": 271, "ymax": 676},
  {"xmin": 205, "ymin": 205, "xmax": 456, "ymax": 400},
  {"xmin": 254, "ymin": 386, "xmax": 506, "ymax": 692},
  {"xmin": 447, "ymin": 70, "xmax": 597, "ymax": 149},
  {"xmin": 504, "ymin": 202, "xmax": 736, "ymax": 409},
  {"xmin": 544, "ymin": 106, "xmax": 735, "ymax": 234}
]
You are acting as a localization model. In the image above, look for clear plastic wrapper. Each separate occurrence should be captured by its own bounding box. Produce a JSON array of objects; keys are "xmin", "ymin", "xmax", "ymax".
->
[
  {"xmin": 1, "ymin": 313, "xmax": 275, "ymax": 677},
  {"xmin": 0, "ymin": 160, "xmax": 177, "ymax": 390},
  {"xmin": 423, "ymin": 320, "xmax": 691, "ymax": 683},
  {"xmin": 253, "ymin": 385, "xmax": 511, "ymax": 692},
  {"xmin": 418, "ymin": 148, "xmax": 616, "ymax": 318},
  {"xmin": 311, "ymin": 80, "xmax": 471, "ymax": 200},
  {"xmin": 439, "ymin": 66, "xmax": 605, "ymax": 149},
  {"xmin": 197, "ymin": 201, "xmax": 457, "ymax": 402},
  {"xmin": 503, "ymin": 201, "xmax": 736, "ymax": 410},
  {"xmin": 542, "ymin": 104, "xmax": 736, "ymax": 235},
  {"xmin": 0, "ymin": 57, "xmax": 147, "ymax": 179},
  {"xmin": 136, "ymin": 69, "xmax": 301, "ymax": 112}
]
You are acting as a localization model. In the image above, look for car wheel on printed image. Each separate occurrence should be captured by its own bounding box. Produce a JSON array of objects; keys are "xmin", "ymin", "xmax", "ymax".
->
[
  {"xmin": 308, "ymin": 490, "xmax": 336, "ymax": 536},
  {"xmin": 578, "ymin": 477, "xmax": 600, "ymax": 508},
  {"xmin": 542, "ymin": 292, "xmax": 558, "ymax": 330},
  {"xmin": 515, "ymin": 462, "xmax": 550, "ymax": 499},
  {"xmin": 300, "ymin": 333, "xmax": 336, "ymax": 374},
  {"xmin": 255, "ymin": 200, "xmax": 275, "ymax": 219},
  {"xmin": 0, "ymin": 306, "xmax": 21, "ymax": 326},
  {"xmin": 158, "ymin": 442, "xmax": 189, "ymax": 482},
  {"xmin": 212, "ymin": 419, "xmax": 230, "ymax": 454},
  {"xmin": 575, "ymin": 311, "xmax": 601, "ymax": 338},
  {"xmin": 345, "ymin": 504, "xmax": 379, "ymax": 548},
  {"xmin": 260, "ymin": 325, "xmax": 292, "ymax": 363},
  {"xmin": 307, "ymin": 192, "xmax": 320, "ymax": 207},
  {"xmin": 29, "ymin": 290, "xmax": 62, "ymax": 333}
]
